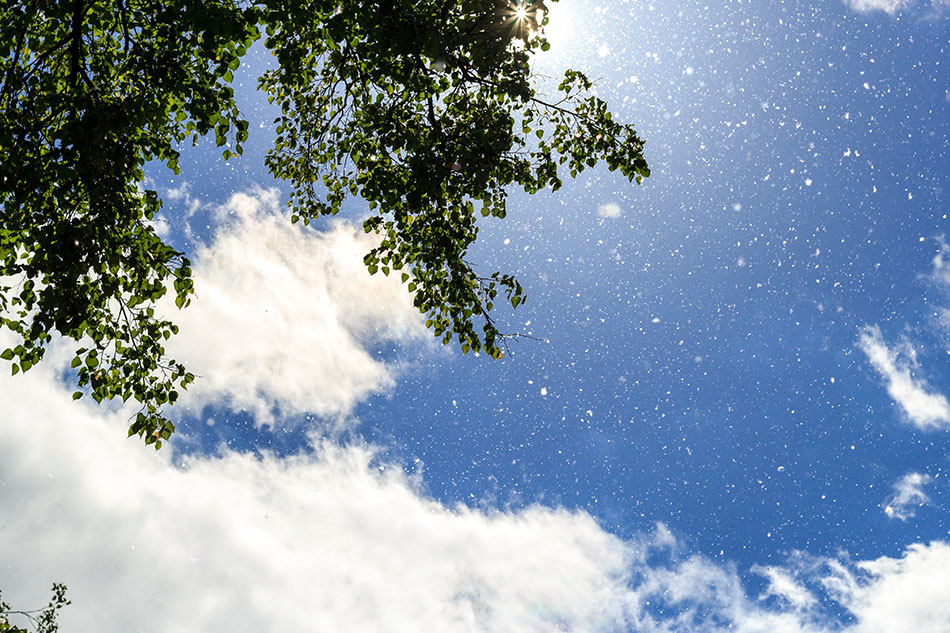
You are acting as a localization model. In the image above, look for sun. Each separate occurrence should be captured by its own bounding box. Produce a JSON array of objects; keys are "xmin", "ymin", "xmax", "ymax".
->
[{"xmin": 514, "ymin": 4, "xmax": 529, "ymax": 21}]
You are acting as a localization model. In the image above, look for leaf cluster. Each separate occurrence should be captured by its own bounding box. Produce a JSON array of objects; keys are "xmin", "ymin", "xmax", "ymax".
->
[
  {"xmin": 0, "ymin": 584, "xmax": 69, "ymax": 633},
  {"xmin": 259, "ymin": 0, "xmax": 648, "ymax": 358},
  {"xmin": 0, "ymin": 0, "xmax": 648, "ymax": 443},
  {"xmin": 0, "ymin": 0, "xmax": 252, "ymax": 444}
]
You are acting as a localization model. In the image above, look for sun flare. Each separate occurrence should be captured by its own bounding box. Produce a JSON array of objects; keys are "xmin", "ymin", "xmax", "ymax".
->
[{"xmin": 536, "ymin": 2, "xmax": 572, "ymax": 52}]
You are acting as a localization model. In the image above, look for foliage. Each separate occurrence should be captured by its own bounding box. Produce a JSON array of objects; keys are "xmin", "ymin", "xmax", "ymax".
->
[
  {"xmin": 0, "ymin": 584, "xmax": 69, "ymax": 633},
  {"xmin": 0, "ymin": 0, "xmax": 648, "ymax": 445}
]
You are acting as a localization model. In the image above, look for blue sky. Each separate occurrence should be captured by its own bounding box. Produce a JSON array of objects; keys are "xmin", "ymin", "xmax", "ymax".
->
[{"xmin": 2, "ymin": 1, "xmax": 950, "ymax": 631}]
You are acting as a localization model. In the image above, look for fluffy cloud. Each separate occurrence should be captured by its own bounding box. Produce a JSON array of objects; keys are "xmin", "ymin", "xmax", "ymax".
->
[
  {"xmin": 857, "ymin": 326, "xmax": 950, "ymax": 430},
  {"xmin": 163, "ymin": 188, "xmax": 429, "ymax": 423},
  {"xmin": 883, "ymin": 472, "xmax": 933, "ymax": 520},
  {"xmin": 0, "ymin": 360, "xmax": 726, "ymax": 633},
  {"xmin": 2, "ymin": 352, "xmax": 950, "ymax": 633},
  {"xmin": 825, "ymin": 542, "xmax": 950, "ymax": 633}
]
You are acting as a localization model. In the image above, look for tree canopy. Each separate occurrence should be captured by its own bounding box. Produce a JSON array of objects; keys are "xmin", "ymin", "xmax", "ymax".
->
[{"xmin": 0, "ymin": 0, "xmax": 649, "ymax": 446}]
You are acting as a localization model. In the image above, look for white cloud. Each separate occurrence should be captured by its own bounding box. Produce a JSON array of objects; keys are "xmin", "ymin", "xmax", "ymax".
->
[
  {"xmin": 597, "ymin": 202, "xmax": 622, "ymax": 218},
  {"xmin": 844, "ymin": 0, "xmax": 910, "ymax": 13},
  {"xmin": 883, "ymin": 472, "xmax": 932, "ymax": 520},
  {"xmin": 825, "ymin": 542, "xmax": 950, "ymax": 633},
  {"xmin": 843, "ymin": 0, "xmax": 950, "ymax": 14},
  {"xmin": 754, "ymin": 564, "xmax": 818, "ymax": 611},
  {"xmin": 3, "ymin": 353, "xmax": 950, "ymax": 633},
  {"xmin": 857, "ymin": 325, "xmax": 950, "ymax": 430},
  {"xmin": 164, "ymin": 188, "xmax": 429, "ymax": 424},
  {"xmin": 760, "ymin": 545, "xmax": 950, "ymax": 633},
  {"xmin": 0, "ymin": 361, "xmax": 720, "ymax": 633}
]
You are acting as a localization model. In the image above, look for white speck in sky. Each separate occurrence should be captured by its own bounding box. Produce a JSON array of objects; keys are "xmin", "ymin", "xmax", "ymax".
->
[
  {"xmin": 598, "ymin": 44, "xmax": 610, "ymax": 58},
  {"xmin": 598, "ymin": 202, "xmax": 621, "ymax": 218}
]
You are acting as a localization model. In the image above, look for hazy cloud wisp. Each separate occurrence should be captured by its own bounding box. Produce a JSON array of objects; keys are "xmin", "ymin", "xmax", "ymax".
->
[
  {"xmin": 857, "ymin": 326, "xmax": 950, "ymax": 430},
  {"xmin": 883, "ymin": 472, "xmax": 933, "ymax": 520}
]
